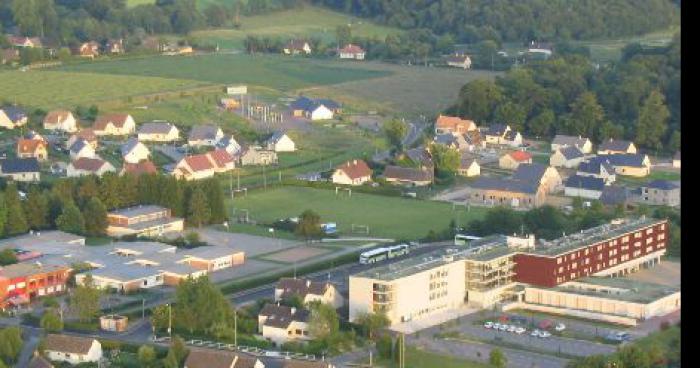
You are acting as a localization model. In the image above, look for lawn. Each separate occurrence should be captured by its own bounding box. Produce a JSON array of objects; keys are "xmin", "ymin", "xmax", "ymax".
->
[
  {"xmin": 370, "ymin": 347, "xmax": 490, "ymax": 368},
  {"xmin": 227, "ymin": 186, "xmax": 487, "ymax": 240},
  {"xmin": 0, "ymin": 70, "xmax": 209, "ymax": 110},
  {"xmin": 191, "ymin": 6, "xmax": 401, "ymax": 49},
  {"xmin": 58, "ymin": 54, "xmax": 392, "ymax": 91},
  {"xmin": 616, "ymin": 170, "xmax": 681, "ymax": 186}
]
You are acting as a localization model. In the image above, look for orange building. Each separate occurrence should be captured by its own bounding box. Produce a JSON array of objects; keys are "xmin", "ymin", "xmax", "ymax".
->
[{"xmin": 0, "ymin": 263, "xmax": 71, "ymax": 309}]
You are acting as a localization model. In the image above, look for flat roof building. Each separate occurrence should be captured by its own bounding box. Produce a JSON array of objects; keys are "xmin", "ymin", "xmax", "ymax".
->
[{"xmin": 106, "ymin": 205, "xmax": 184, "ymax": 237}]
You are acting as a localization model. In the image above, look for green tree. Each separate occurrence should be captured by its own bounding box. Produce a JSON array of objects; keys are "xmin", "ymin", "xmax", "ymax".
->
[
  {"xmin": 56, "ymin": 201, "xmax": 86, "ymax": 235},
  {"xmin": 635, "ymin": 89, "xmax": 670, "ymax": 151},
  {"xmin": 456, "ymin": 79, "xmax": 502, "ymax": 123},
  {"xmin": 0, "ymin": 326, "xmax": 23, "ymax": 365},
  {"xmin": 308, "ymin": 302, "xmax": 339, "ymax": 340},
  {"xmin": 494, "ymin": 102, "xmax": 527, "ymax": 132},
  {"xmin": 376, "ymin": 334, "xmax": 393, "ymax": 359},
  {"xmin": 354, "ymin": 311, "xmax": 390, "ymax": 340},
  {"xmin": 187, "ymin": 186, "xmax": 211, "ymax": 227},
  {"xmin": 0, "ymin": 195, "xmax": 6, "ymax": 236},
  {"xmin": 336, "ymin": 24, "xmax": 351, "ymax": 46},
  {"xmin": 40, "ymin": 310, "xmax": 63, "ymax": 332},
  {"xmin": 70, "ymin": 274, "xmax": 101, "ymax": 322},
  {"xmin": 83, "ymin": 197, "xmax": 108, "ymax": 236},
  {"xmin": 562, "ymin": 92, "xmax": 606, "ymax": 139},
  {"xmin": 24, "ymin": 187, "xmax": 48, "ymax": 230},
  {"xmin": 429, "ymin": 144, "xmax": 460, "ymax": 177},
  {"xmin": 173, "ymin": 276, "xmax": 233, "ymax": 334},
  {"xmin": 166, "ymin": 336, "xmax": 189, "ymax": 366},
  {"xmin": 383, "ymin": 119, "xmax": 408, "ymax": 152},
  {"xmin": 3, "ymin": 184, "xmax": 29, "ymax": 235},
  {"xmin": 137, "ymin": 345, "xmax": 157, "ymax": 368},
  {"xmin": 295, "ymin": 210, "xmax": 323, "ymax": 242},
  {"xmin": 0, "ymin": 249, "xmax": 17, "ymax": 266},
  {"xmin": 203, "ymin": 179, "xmax": 226, "ymax": 224},
  {"xmin": 489, "ymin": 348, "xmax": 507, "ymax": 368},
  {"xmin": 528, "ymin": 109, "xmax": 555, "ymax": 137}
]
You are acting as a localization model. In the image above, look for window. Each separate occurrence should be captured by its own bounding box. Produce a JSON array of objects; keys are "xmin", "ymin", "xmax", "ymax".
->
[{"xmin": 557, "ymin": 257, "xmax": 562, "ymax": 264}]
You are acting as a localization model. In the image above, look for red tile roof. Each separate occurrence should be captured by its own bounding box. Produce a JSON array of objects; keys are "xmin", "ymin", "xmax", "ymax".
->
[
  {"xmin": 340, "ymin": 44, "xmax": 365, "ymax": 54},
  {"xmin": 436, "ymin": 114, "xmax": 476, "ymax": 131},
  {"xmin": 122, "ymin": 160, "xmax": 157, "ymax": 176},
  {"xmin": 17, "ymin": 138, "xmax": 46, "ymax": 154},
  {"xmin": 207, "ymin": 149, "xmax": 233, "ymax": 168},
  {"xmin": 509, "ymin": 150, "xmax": 532, "ymax": 162},
  {"xmin": 94, "ymin": 114, "xmax": 131, "ymax": 130},
  {"xmin": 184, "ymin": 154, "xmax": 215, "ymax": 172},
  {"xmin": 336, "ymin": 159, "xmax": 371, "ymax": 180},
  {"xmin": 43, "ymin": 110, "xmax": 73, "ymax": 126},
  {"xmin": 72, "ymin": 157, "xmax": 107, "ymax": 171}
]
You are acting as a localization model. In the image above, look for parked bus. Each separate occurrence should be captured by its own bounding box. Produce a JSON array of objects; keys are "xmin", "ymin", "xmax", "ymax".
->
[
  {"xmin": 454, "ymin": 234, "xmax": 482, "ymax": 246},
  {"xmin": 359, "ymin": 244, "xmax": 410, "ymax": 264}
]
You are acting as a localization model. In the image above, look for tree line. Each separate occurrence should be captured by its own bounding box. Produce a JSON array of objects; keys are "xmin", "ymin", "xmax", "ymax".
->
[
  {"xmin": 0, "ymin": 173, "xmax": 227, "ymax": 242},
  {"xmin": 449, "ymin": 33, "xmax": 680, "ymax": 153}
]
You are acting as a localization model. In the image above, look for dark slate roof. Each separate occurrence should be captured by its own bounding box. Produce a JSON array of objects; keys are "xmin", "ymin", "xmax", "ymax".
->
[
  {"xmin": 434, "ymin": 134, "xmax": 457, "ymax": 146},
  {"xmin": 512, "ymin": 163, "xmax": 548, "ymax": 184},
  {"xmin": 578, "ymin": 156, "xmax": 614, "ymax": 174},
  {"xmin": 290, "ymin": 97, "xmax": 339, "ymax": 112},
  {"xmin": 485, "ymin": 124, "xmax": 508, "ymax": 136},
  {"xmin": 0, "ymin": 158, "xmax": 39, "ymax": 173},
  {"xmin": 383, "ymin": 165, "xmax": 433, "ymax": 182},
  {"xmin": 259, "ymin": 303, "xmax": 310, "ymax": 329},
  {"xmin": 552, "ymin": 135, "xmax": 588, "ymax": 147},
  {"xmin": 316, "ymin": 98, "xmax": 340, "ymax": 110},
  {"xmin": 645, "ymin": 180, "xmax": 679, "ymax": 191},
  {"xmin": 276, "ymin": 277, "xmax": 330, "ymax": 298},
  {"xmin": 565, "ymin": 175, "xmax": 605, "ymax": 191},
  {"xmin": 600, "ymin": 186, "xmax": 629, "ymax": 205},
  {"xmin": 188, "ymin": 125, "xmax": 221, "ymax": 141},
  {"xmin": 559, "ymin": 146, "xmax": 584, "ymax": 160},
  {"xmin": 69, "ymin": 139, "xmax": 90, "ymax": 153},
  {"xmin": 504, "ymin": 130, "xmax": 519, "ymax": 141},
  {"xmin": 606, "ymin": 153, "xmax": 647, "ymax": 168},
  {"xmin": 599, "ymin": 139, "xmax": 633, "ymax": 152},
  {"xmin": 471, "ymin": 177, "xmax": 540, "ymax": 194},
  {"xmin": 1, "ymin": 106, "xmax": 26, "ymax": 122},
  {"xmin": 120, "ymin": 137, "xmax": 142, "ymax": 156}
]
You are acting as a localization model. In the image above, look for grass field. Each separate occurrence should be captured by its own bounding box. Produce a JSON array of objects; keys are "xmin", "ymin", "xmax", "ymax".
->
[
  {"xmin": 0, "ymin": 70, "xmax": 208, "ymax": 110},
  {"xmin": 59, "ymin": 54, "xmax": 391, "ymax": 91},
  {"xmin": 228, "ymin": 186, "xmax": 486, "ymax": 240},
  {"xmin": 191, "ymin": 6, "xmax": 401, "ymax": 49},
  {"xmin": 370, "ymin": 347, "xmax": 489, "ymax": 368}
]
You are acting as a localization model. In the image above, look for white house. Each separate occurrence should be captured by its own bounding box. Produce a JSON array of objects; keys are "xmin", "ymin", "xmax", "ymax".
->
[
  {"xmin": 283, "ymin": 40, "xmax": 312, "ymax": 55},
  {"xmin": 551, "ymin": 135, "xmax": 592, "ymax": 154},
  {"xmin": 43, "ymin": 110, "xmax": 78, "ymax": 132},
  {"xmin": 331, "ymin": 159, "xmax": 372, "ymax": 186},
  {"xmin": 137, "ymin": 122, "xmax": 180, "ymax": 142},
  {"xmin": 564, "ymin": 175, "xmax": 606, "ymax": 200},
  {"xmin": 67, "ymin": 157, "xmax": 116, "ymax": 177},
  {"xmin": 258, "ymin": 304, "xmax": 312, "ymax": 346},
  {"xmin": 446, "ymin": 54, "xmax": 472, "ymax": 69},
  {"xmin": 217, "ymin": 135, "xmax": 242, "ymax": 155},
  {"xmin": 69, "ymin": 139, "xmax": 96, "ymax": 160},
  {"xmin": 44, "ymin": 334, "xmax": 102, "ymax": 365},
  {"xmin": 188, "ymin": 125, "xmax": 224, "ymax": 147},
  {"xmin": 121, "ymin": 138, "xmax": 151, "ymax": 164},
  {"xmin": 266, "ymin": 132, "xmax": 296, "ymax": 152},
  {"xmin": 0, "ymin": 106, "xmax": 28, "ymax": 129},
  {"xmin": 274, "ymin": 278, "xmax": 345, "ymax": 309},
  {"xmin": 338, "ymin": 44, "xmax": 365, "ymax": 60},
  {"xmin": 550, "ymin": 146, "xmax": 585, "ymax": 168},
  {"xmin": 93, "ymin": 114, "xmax": 136, "ymax": 136}
]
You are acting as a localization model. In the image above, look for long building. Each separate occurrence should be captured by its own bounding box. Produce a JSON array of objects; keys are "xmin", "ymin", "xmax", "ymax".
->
[
  {"xmin": 106, "ymin": 205, "xmax": 184, "ymax": 237},
  {"xmin": 0, "ymin": 263, "xmax": 71, "ymax": 309}
]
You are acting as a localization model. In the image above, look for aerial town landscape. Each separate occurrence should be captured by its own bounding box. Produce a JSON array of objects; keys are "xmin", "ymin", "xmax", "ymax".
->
[{"xmin": 0, "ymin": 0, "xmax": 682, "ymax": 367}]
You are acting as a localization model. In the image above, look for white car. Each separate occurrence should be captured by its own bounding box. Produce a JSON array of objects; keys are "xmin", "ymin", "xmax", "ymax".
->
[
  {"xmin": 499, "ymin": 324, "xmax": 509, "ymax": 331},
  {"xmin": 493, "ymin": 323, "xmax": 502, "ymax": 330},
  {"xmin": 539, "ymin": 331, "xmax": 552, "ymax": 338},
  {"xmin": 555, "ymin": 323, "xmax": 566, "ymax": 331},
  {"xmin": 507, "ymin": 325, "xmax": 517, "ymax": 333},
  {"xmin": 515, "ymin": 327, "xmax": 526, "ymax": 334},
  {"xmin": 484, "ymin": 321, "xmax": 494, "ymax": 329},
  {"xmin": 530, "ymin": 329, "xmax": 541, "ymax": 337}
]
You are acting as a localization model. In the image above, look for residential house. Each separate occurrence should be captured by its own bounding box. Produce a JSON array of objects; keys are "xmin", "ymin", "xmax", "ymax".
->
[
  {"xmin": 266, "ymin": 132, "xmax": 296, "ymax": 152},
  {"xmin": 121, "ymin": 138, "xmax": 150, "ymax": 164},
  {"xmin": 434, "ymin": 133, "xmax": 468, "ymax": 151},
  {"xmin": 435, "ymin": 115, "xmax": 476, "ymax": 135},
  {"xmin": 599, "ymin": 186, "xmax": 631, "ymax": 207},
  {"xmin": 239, "ymin": 146, "xmax": 278, "ymax": 166},
  {"xmin": 184, "ymin": 349, "xmax": 264, "ymax": 368},
  {"xmin": 74, "ymin": 41, "xmax": 100, "ymax": 58},
  {"xmin": 7, "ymin": 36, "xmax": 42, "ymax": 48},
  {"xmin": 106, "ymin": 39, "xmax": 125, "ymax": 54},
  {"xmin": 383, "ymin": 165, "xmax": 434, "ymax": 186},
  {"xmin": 17, "ymin": 138, "xmax": 48, "ymax": 161},
  {"xmin": 137, "ymin": 122, "xmax": 180, "ymax": 142},
  {"xmin": 577, "ymin": 156, "xmax": 616, "ymax": 184},
  {"xmin": 445, "ymin": 53, "xmax": 472, "ymax": 69},
  {"xmin": 527, "ymin": 41, "xmax": 553, "ymax": 59},
  {"xmin": 606, "ymin": 154, "xmax": 651, "ymax": 177},
  {"xmin": 289, "ymin": 97, "xmax": 336, "ymax": 121},
  {"xmin": 67, "ymin": 157, "xmax": 116, "ymax": 177},
  {"xmin": 638, "ymin": 180, "xmax": 680, "ymax": 207},
  {"xmin": 217, "ymin": 135, "xmax": 242, "ymax": 155},
  {"xmin": 0, "ymin": 158, "xmax": 40, "ymax": 182},
  {"xmin": 67, "ymin": 129, "xmax": 98, "ymax": 149},
  {"xmin": 0, "ymin": 106, "xmax": 28, "ymax": 129},
  {"xmin": 69, "ymin": 139, "xmax": 96, "ymax": 160},
  {"xmin": 551, "ymin": 135, "xmax": 592, "ymax": 154},
  {"xmin": 458, "ymin": 156, "xmax": 480, "ymax": 177},
  {"xmin": 121, "ymin": 160, "xmax": 157, "ymax": 176},
  {"xmin": 469, "ymin": 177, "xmax": 546, "ymax": 208},
  {"xmin": 274, "ymin": 278, "xmax": 345, "ymax": 309},
  {"xmin": 597, "ymin": 139, "xmax": 637, "ymax": 155},
  {"xmin": 93, "ymin": 114, "xmax": 136, "ymax": 136},
  {"xmin": 188, "ymin": 125, "xmax": 224, "ymax": 146},
  {"xmin": 43, "ymin": 334, "xmax": 102, "ymax": 365},
  {"xmin": 338, "ymin": 44, "xmax": 365, "ymax": 60},
  {"xmin": 404, "ymin": 147, "xmax": 433, "ymax": 169},
  {"xmin": 43, "ymin": 110, "xmax": 78, "ymax": 132},
  {"xmin": 499, "ymin": 150, "xmax": 532, "ymax": 170},
  {"xmin": 483, "ymin": 124, "xmax": 522, "ymax": 146},
  {"xmin": 512, "ymin": 163, "xmax": 562, "ymax": 193},
  {"xmin": 172, "ymin": 150, "xmax": 235, "ymax": 180},
  {"xmin": 464, "ymin": 130, "xmax": 485, "ymax": 151},
  {"xmin": 331, "ymin": 159, "xmax": 372, "ymax": 186},
  {"xmin": 258, "ymin": 304, "xmax": 312, "ymax": 345},
  {"xmin": 550, "ymin": 146, "xmax": 584, "ymax": 168},
  {"xmin": 1, "ymin": 48, "xmax": 19, "ymax": 64},
  {"xmin": 283, "ymin": 40, "xmax": 312, "ymax": 55},
  {"xmin": 672, "ymin": 151, "xmax": 680, "ymax": 168},
  {"xmin": 564, "ymin": 175, "xmax": 606, "ymax": 200}
]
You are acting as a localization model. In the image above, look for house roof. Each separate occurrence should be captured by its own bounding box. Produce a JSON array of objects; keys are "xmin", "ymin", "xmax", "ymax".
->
[
  {"xmin": 138, "ymin": 122, "xmax": 176, "ymax": 135},
  {"xmin": 434, "ymin": 134, "xmax": 457, "ymax": 146},
  {"xmin": 1, "ymin": 106, "xmax": 26, "ymax": 122},
  {"xmin": 17, "ymin": 138, "xmax": 46, "ymax": 154},
  {"xmin": 71, "ymin": 157, "xmax": 108, "ymax": 172},
  {"xmin": 485, "ymin": 124, "xmax": 508, "ymax": 136},
  {"xmin": 0, "ymin": 158, "xmax": 40, "ymax": 173},
  {"xmin": 558, "ymin": 146, "xmax": 584, "ymax": 160},
  {"xmin": 471, "ymin": 177, "xmax": 540, "ymax": 194},
  {"xmin": 335, "ymin": 159, "xmax": 371, "ymax": 180},
  {"xmin": 436, "ymin": 115, "xmax": 475, "ymax": 131},
  {"xmin": 94, "ymin": 114, "xmax": 132, "ymax": 130},
  {"xmin": 606, "ymin": 153, "xmax": 648, "ymax": 168},
  {"xmin": 507, "ymin": 150, "xmax": 532, "ymax": 162},
  {"xmin": 122, "ymin": 160, "xmax": 157, "ymax": 176},
  {"xmin": 285, "ymin": 39, "xmax": 309, "ymax": 50},
  {"xmin": 446, "ymin": 54, "xmax": 470, "ymax": 63},
  {"xmin": 267, "ymin": 131, "xmax": 291, "ymax": 144},
  {"xmin": 183, "ymin": 349, "xmax": 238, "ymax": 368},
  {"xmin": 565, "ymin": 175, "xmax": 605, "ymax": 191},
  {"xmin": 276, "ymin": 277, "xmax": 332, "ymax": 299},
  {"xmin": 259, "ymin": 303, "xmax": 310, "ymax": 328},
  {"xmin": 189, "ymin": 125, "xmax": 221, "ymax": 141},
  {"xmin": 504, "ymin": 130, "xmax": 519, "ymax": 141},
  {"xmin": 512, "ymin": 163, "xmax": 549, "ymax": 184},
  {"xmin": 44, "ymin": 334, "xmax": 96, "ymax": 355},
  {"xmin": 290, "ymin": 97, "xmax": 339, "ymax": 112},
  {"xmin": 0, "ymin": 263, "xmax": 69, "ymax": 279},
  {"xmin": 460, "ymin": 155, "xmax": 478, "ymax": 170},
  {"xmin": 121, "ymin": 138, "xmax": 147, "ymax": 156},
  {"xmin": 43, "ymin": 110, "xmax": 73, "ymax": 125},
  {"xmin": 208, "ymin": 149, "xmax": 234, "ymax": 168},
  {"xmin": 183, "ymin": 154, "xmax": 215, "ymax": 172},
  {"xmin": 405, "ymin": 147, "xmax": 433, "ymax": 166},
  {"xmin": 578, "ymin": 156, "xmax": 614, "ymax": 175},
  {"xmin": 645, "ymin": 180, "xmax": 679, "ymax": 191},
  {"xmin": 339, "ymin": 44, "xmax": 365, "ymax": 54},
  {"xmin": 464, "ymin": 130, "xmax": 483, "ymax": 145},
  {"xmin": 383, "ymin": 165, "xmax": 433, "ymax": 182},
  {"xmin": 552, "ymin": 135, "xmax": 589, "ymax": 147},
  {"xmin": 599, "ymin": 139, "xmax": 633, "ymax": 152},
  {"xmin": 70, "ymin": 139, "xmax": 91, "ymax": 154}
]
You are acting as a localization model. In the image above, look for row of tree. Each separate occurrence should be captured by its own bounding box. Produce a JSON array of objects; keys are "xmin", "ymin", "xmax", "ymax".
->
[{"xmin": 450, "ymin": 33, "xmax": 680, "ymax": 152}]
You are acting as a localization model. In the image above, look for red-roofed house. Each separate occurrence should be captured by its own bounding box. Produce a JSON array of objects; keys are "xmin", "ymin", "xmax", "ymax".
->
[
  {"xmin": 338, "ymin": 44, "xmax": 365, "ymax": 60},
  {"xmin": 331, "ymin": 159, "xmax": 372, "ymax": 185},
  {"xmin": 499, "ymin": 150, "xmax": 532, "ymax": 170},
  {"xmin": 73, "ymin": 41, "xmax": 100, "ymax": 58},
  {"xmin": 93, "ymin": 114, "xmax": 136, "ymax": 136},
  {"xmin": 172, "ymin": 150, "xmax": 234, "ymax": 181},
  {"xmin": 16, "ymin": 138, "xmax": 48, "ymax": 161},
  {"xmin": 435, "ymin": 115, "xmax": 477, "ymax": 135},
  {"xmin": 43, "ymin": 110, "xmax": 78, "ymax": 132}
]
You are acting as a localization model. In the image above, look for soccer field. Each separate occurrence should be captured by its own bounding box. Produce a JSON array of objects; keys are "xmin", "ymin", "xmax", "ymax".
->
[{"xmin": 228, "ymin": 186, "xmax": 486, "ymax": 240}]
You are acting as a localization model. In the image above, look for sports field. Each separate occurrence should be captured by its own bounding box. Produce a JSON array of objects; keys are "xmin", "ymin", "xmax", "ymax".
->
[
  {"xmin": 0, "ymin": 70, "xmax": 208, "ymax": 110},
  {"xmin": 228, "ymin": 186, "xmax": 486, "ymax": 240}
]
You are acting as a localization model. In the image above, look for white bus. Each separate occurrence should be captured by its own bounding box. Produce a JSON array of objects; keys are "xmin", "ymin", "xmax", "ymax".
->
[
  {"xmin": 454, "ymin": 234, "xmax": 482, "ymax": 246},
  {"xmin": 359, "ymin": 244, "xmax": 410, "ymax": 264}
]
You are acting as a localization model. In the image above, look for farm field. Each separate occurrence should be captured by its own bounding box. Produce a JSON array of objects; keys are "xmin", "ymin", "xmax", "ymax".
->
[
  {"xmin": 58, "ymin": 54, "xmax": 391, "ymax": 91},
  {"xmin": 227, "ymin": 186, "xmax": 487, "ymax": 240},
  {"xmin": 0, "ymin": 70, "xmax": 209, "ymax": 110},
  {"xmin": 190, "ymin": 6, "xmax": 401, "ymax": 49},
  {"xmin": 574, "ymin": 25, "xmax": 679, "ymax": 63}
]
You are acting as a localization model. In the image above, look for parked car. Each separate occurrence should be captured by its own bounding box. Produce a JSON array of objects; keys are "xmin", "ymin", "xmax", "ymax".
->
[
  {"xmin": 530, "ymin": 329, "xmax": 541, "ymax": 337},
  {"xmin": 539, "ymin": 331, "xmax": 552, "ymax": 338},
  {"xmin": 515, "ymin": 327, "xmax": 526, "ymax": 334},
  {"xmin": 499, "ymin": 324, "xmax": 509, "ymax": 331},
  {"xmin": 484, "ymin": 321, "xmax": 494, "ymax": 329},
  {"xmin": 493, "ymin": 323, "xmax": 502, "ymax": 330},
  {"xmin": 555, "ymin": 323, "xmax": 566, "ymax": 331},
  {"xmin": 507, "ymin": 325, "xmax": 517, "ymax": 333},
  {"xmin": 606, "ymin": 332, "xmax": 632, "ymax": 342},
  {"xmin": 538, "ymin": 319, "xmax": 554, "ymax": 330}
]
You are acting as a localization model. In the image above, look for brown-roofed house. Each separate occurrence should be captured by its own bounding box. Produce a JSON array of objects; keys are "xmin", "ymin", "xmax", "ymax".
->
[
  {"xmin": 67, "ymin": 157, "xmax": 116, "ymax": 177},
  {"xmin": 445, "ymin": 53, "xmax": 472, "ymax": 69},
  {"xmin": 172, "ymin": 150, "xmax": 235, "ymax": 181},
  {"xmin": 17, "ymin": 138, "xmax": 48, "ymax": 161},
  {"xmin": 44, "ymin": 334, "xmax": 102, "ymax": 364},
  {"xmin": 43, "ymin": 110, "xmax": 78, "ymax": 132},
  {"xmin": 274, "ymin": 278, "xmax": 344, "ymax": 309},
  {"xmin": 338, "ymin": 44, "xmax": 365, "ymax": 60},
  {"xmin": 93, "ymin": 113, "xmax": 136, "ymax": 136},
  {"xmin": 435, "ymin": 114, "xmax": 477, "ymax": 135},
  {"xmin": 184, "ymin": 349, "xmax": 264, "ymax": 368},
  {"xmin": 73, "ymin": 41, "xmax": 100, "ymax": 58},
  {"xmin": 458, "ymin": 155, "xmax": 480, "ymax": 177},
  {"xmin": 121, "ymin": 160, "xmax": 157, "ymax": 176},
  {"xmin": 258, "ymin": 303, "xmax": 312, "ymax": 345},
  {"xmin": 331, "ymin": 159, "xmax": 372, "ymax": 186},
  {"xmin": 383, "ymin": 165, "xmax": 434, "ymax": 187},
  {"xmin": 283, "ymin": 39, "xmax": 312, "ymax": 55}
]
